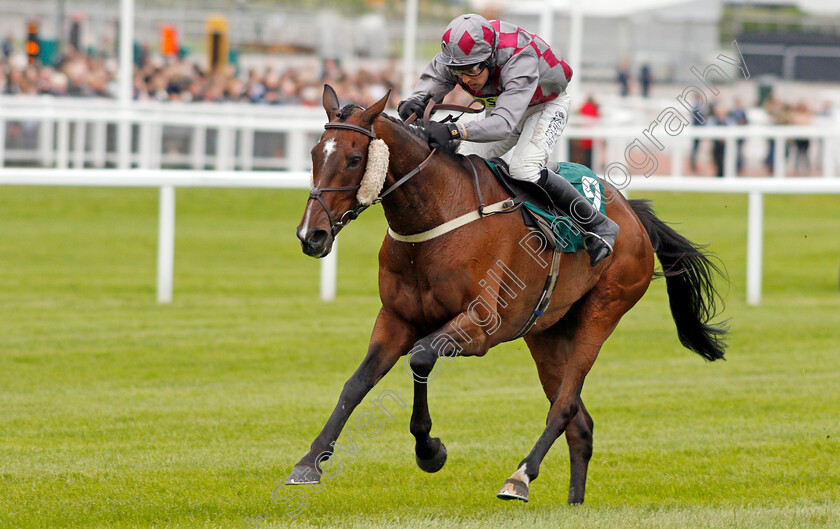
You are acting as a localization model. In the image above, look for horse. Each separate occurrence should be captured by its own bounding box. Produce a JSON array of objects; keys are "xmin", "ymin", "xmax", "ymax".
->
[{"xmin": 288, "ymin": 85, "xmax": 727, "ymax": 505}]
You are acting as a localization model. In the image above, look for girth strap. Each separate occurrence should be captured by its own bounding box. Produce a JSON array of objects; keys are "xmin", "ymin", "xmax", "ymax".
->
[{"xmin": 513, "ymin": 241, "xmax": 563, "ymax": 339}]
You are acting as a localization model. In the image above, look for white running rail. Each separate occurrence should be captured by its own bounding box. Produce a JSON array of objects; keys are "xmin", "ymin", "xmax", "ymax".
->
[
  {"xmin": 2, "ymin": 98, "xmax": 839, "ymax": 305},
  {"xmin": 2, "ymin": 167, "xmax": 839, "ymax": 305}
]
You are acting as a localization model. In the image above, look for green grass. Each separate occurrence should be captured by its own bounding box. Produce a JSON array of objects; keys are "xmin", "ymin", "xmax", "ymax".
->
[{"xmin": 1, "ymin": 187, "xmax": 839, "ymax": 528}]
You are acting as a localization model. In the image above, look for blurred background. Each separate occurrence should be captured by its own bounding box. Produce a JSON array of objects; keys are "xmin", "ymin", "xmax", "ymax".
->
[{"xmin": 1, "ymin": 0, "xmax": 840, "ymax": 178}]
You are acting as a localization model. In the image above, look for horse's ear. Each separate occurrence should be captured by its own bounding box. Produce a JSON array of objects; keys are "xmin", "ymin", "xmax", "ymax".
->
[
  {"xmin": 360, "ymin": 88, "xmax": 392, "ymax": 126},
  {"xmin": 323, "ymin": 84, "xmax": 340, "ymax": 121}
]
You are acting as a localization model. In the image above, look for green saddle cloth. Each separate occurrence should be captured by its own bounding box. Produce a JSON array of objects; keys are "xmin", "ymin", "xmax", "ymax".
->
[{"xmin": 486, "ymin": 161, "xmax": 606, "ymax": 253}]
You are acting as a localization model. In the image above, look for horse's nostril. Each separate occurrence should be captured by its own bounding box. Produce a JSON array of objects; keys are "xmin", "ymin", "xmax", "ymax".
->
[{"xmin": 307, "ymin": 230, "xmax": 329, "ymax": 245}]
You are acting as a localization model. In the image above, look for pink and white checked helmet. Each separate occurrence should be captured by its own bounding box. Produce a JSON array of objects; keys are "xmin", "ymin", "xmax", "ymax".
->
[{"xmin": 439, "ymin": 14, "xmax": 497, "ymax": 67}]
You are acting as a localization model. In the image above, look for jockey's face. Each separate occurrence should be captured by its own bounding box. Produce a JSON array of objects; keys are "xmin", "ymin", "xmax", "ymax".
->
[{"xmin": 455, "ymin": 65, "xmax": 490, "ymax": 92}]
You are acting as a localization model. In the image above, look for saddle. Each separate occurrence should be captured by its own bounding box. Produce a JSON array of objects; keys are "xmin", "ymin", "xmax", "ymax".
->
[
  {"xmin": 483, "ymin": 157, "xmax": 553, "ymax": 205},
  {"xmin": 480, "ymin": 157, "xmax": 563, "ymax": 252},
  {"xmin": 480, "ymin": 157, "xmax": 608, "ymax": 255}
]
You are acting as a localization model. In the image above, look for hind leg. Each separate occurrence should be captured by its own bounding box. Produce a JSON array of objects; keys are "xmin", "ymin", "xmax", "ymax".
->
[
  {"xmin": 566, "ymin": 401, "xmax": 594, "ymax": 504},
  {"xmin": 529, "ymin": 357, "xmax": 594, "ymax": 506},
  {"xmin": 496, "ymin": 330, "xmax": 598, "ymax": 503},
  {"xmin": 498, "ymin": 329, "xmax": 594, "ymax": 503},
  {"xmin": 496, "ymin": 328, "xmax": 569, "ymax": 502},
  {"xmin": 527, "ymin": 351, "xmax": 596, "ymax": 506},
  {"xmin": 497, "ymin": 277, "xmax": 639, "ymax": 503}
]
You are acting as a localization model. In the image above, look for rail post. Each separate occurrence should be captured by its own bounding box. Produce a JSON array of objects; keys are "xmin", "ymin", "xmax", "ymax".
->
[
  {"xmin": 746, "ymin": 190, "xmax": 764, "ymax": 306},
  {"xmin": 156, "ymin": 185, "xmax": 176, "ymax": 304}
]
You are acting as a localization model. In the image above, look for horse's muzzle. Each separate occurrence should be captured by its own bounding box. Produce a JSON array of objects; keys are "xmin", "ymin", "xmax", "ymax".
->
[{"xmin": 297, "ymin": 227, "xmax": 333, "ymax": 258}]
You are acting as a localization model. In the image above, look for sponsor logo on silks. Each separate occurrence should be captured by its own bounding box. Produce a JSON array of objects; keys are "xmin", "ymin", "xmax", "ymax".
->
[
  {"xmin": 472, "ymin": 95, "xmax": 498, "ymax": 107},
  {"xmin": 544, "ymin": 109, "xmax": 567, "ymax": 152}
]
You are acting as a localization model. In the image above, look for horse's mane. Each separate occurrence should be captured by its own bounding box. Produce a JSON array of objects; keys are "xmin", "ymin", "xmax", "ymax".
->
[{"xmin": 336, "ymin": 103, "xmax": 461, "ymax": 158}]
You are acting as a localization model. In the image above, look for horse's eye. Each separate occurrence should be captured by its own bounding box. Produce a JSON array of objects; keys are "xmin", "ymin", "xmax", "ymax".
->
[{"xmin": 347, "ymin": 156, "xmax": 363, "ymax": 168}]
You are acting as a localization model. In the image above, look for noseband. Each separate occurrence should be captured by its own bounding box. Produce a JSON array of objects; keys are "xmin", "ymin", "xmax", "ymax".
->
[{"xmin": 307, "ymin": 121, "xmax": 436, "ymax": 236}]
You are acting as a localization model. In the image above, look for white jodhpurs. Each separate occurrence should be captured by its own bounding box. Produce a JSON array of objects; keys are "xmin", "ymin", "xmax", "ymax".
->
[{"xmin": 457, "ymin": 93, "xmax": 571, "ymax": 183}]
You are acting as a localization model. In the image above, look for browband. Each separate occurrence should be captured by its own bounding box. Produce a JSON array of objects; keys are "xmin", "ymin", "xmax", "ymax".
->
[{"xmin": 324, "ymin": 122, "xmax": 376, "ymax": 139}]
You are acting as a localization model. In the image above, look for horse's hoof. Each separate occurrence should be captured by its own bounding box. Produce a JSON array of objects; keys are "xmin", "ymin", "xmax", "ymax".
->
[
  {"xmin": 285, "ymin": 465, "xmax": 321, "ymax": 485},
  {"xmin": 496, "ymin": 478, "xmax": 529, "ymax": 502},
  {"xmin": 568, "ymin": 487, "xmax": 585, "ymax": 506},
  {"xmin": 415, "ymin": 439, "xmax": 447, "ymax": 473}
]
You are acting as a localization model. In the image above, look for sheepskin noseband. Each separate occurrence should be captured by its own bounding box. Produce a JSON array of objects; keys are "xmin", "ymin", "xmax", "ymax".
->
[{"xmin": 356, "ymin": 139, "xmax": 389, "ymax": 206}]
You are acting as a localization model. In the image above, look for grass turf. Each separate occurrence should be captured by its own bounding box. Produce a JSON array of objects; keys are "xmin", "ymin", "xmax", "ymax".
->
[{"xmin": 1, "ymin": 187, "xmax": 838, "ymax": 528}]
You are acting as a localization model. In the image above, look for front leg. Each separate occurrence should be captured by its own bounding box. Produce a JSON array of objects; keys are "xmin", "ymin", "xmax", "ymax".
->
[
  {"xmin": 410, "ymin": 377, "xmax": 448, "ymax": 473},
  {"xmin": 286, "ymin": 309, "xmax": 417, "ymax": 484},
  {"xmin": 406, "ymin": 309, "xmax": 496, "ymax": 474}
]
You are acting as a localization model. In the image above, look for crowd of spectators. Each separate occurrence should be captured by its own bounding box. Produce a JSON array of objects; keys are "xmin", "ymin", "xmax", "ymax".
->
[
  {"xmin": 616, "ymin": 60, "xmax": 653, "ymax": 98},
  {"xmin": 2, "ymin": 43, "xmax": 112, "ymax": 97},
  {"xmin": 760, "ymin": 96, "xmax": 835, "ymax": 175},
  {"xmin": 127, "ymin": 54, "xmax": 403, "ymax": 109},
  {"xmin": 3, "ymin": 40, "xmax": 835, "ymax": 177},
  {"xmin": 687, "ymin": 95, "xmax": 834, "ymax": 177},
  {"xmin": 1, "ymin": 41, "xmax": 404, "ymax": 109}
]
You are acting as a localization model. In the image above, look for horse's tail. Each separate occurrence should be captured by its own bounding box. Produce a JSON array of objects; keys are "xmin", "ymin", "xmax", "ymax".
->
[{"xmin": 629, "ymin": 199, "xmax": 728, "ymax": 361}]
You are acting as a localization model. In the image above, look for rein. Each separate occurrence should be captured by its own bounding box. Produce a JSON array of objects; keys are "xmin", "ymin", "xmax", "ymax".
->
[{"xmin": 404, "ymin": 99, "xmax": 486, "ymax": 126}]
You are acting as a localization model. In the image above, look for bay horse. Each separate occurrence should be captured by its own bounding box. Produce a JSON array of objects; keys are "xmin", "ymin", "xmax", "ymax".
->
[{"xmin": 289, "ymin": 85, "xmax": 726, "ymax": 504}]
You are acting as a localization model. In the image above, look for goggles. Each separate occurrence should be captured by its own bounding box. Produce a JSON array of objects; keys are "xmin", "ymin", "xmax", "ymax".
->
[{"xmin": 449, "ymin": 62, "xmax": 486, "ymax": 77}]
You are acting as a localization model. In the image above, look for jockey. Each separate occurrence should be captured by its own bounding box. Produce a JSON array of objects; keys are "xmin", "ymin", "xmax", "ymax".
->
[{"xmin": 398, "ymin": 14, "xmax": 619, "ymax": 266}]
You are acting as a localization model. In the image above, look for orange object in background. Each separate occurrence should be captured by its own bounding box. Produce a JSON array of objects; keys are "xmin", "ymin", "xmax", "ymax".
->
[
  {"xmin": 26, "ymin": 21, "xmax": 39, "ymax": 64},
  {"xmin": 161, "ymin": 25, "xmax": 178, "ymax": 56}
]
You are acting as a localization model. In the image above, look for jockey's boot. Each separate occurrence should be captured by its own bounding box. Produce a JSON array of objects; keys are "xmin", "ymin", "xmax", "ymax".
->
[{"xmin": 537, "ymin": 168, "xmax": 620, "ymax": 266}]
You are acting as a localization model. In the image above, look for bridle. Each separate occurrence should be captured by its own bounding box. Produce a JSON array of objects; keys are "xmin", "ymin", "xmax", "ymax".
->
[
  {"xmin": 307, "ymin": 100, "xmax": 484, "ymax": 236},
  {"xmin": 307, "ymin": 121, "xmax": 436, "ymax": 236}
]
